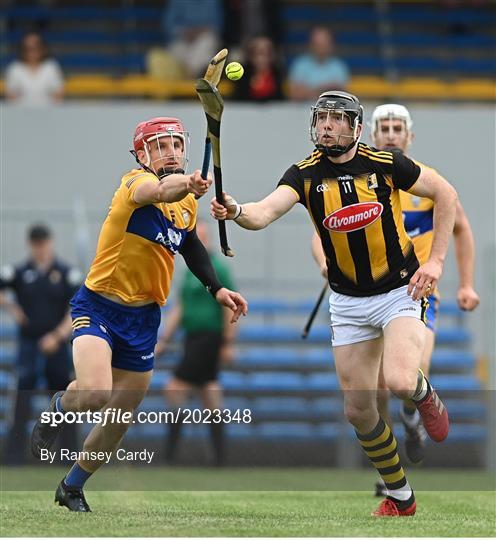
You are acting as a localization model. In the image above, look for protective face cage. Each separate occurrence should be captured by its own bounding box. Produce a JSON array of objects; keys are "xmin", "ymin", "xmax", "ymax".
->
[
  {"xmin": 309, "ymin": 93, "xmax": 363, "ymax": 157},
  {"xmin": 134, "ymin": 130, "xmax": 190, "ymax": 180}
]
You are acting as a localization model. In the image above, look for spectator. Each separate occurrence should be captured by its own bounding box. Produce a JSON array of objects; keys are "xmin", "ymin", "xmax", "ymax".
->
[
  {"xmin": 156, "ymin": 220, "xmax": 237, "ymax": 466},
  {"xmin": 161, "ymin": 0, "xmax": 223, "ymax": 78},
  {"xmin": 231, "ymin": 36, "xmax": 284, "ymax": 102},
  {"xmin": 288, "ymin": 26, "xmax": 350, "ymax": 102},
  {"xmin": 5, "ymin": 31, "xmax": 64, "ymax": 106},
  {"xmin": 0, "ymin": 225, "xmax": 80, "ymax": 464}
]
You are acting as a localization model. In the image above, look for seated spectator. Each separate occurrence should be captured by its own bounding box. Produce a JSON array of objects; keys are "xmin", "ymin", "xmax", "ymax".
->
[
  {"xmin": 161, "ymin": 0, "xmax": 223, "ymax": 78},
  {"xmin": 231, "ymin": 36, "xmax": 284, "ymax": 102},
  {"xmin": 288, "ymin": 26, "xmax": 350, "ymax": 102},
  {"xmin": 5, "ymin": 31, "xmax": 64, "ymax": 106}
]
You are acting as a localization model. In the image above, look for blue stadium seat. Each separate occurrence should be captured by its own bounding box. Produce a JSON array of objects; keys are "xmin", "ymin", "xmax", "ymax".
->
[
  {"xmin": 389, "ymin": 6, "xmax": 493, "ymax": 25},
  {"xmin": 1, "ymin": 6, "xmax": 162, "ymax": 22},
  {"xmin": 282, "ymin": 5, "xmax": 377, "ymax": 24},
  {"xmin": 430, "ymin": 375, "xmax": 481, "ymax": 391},
  {"xmin": 0, "ymin": 325, "xmax": 17, "ymax": 340},
  {"xmin": 251, "ymin": 397, "xmax": 309, "ymax": 419},
  {"xmin": 0, "ymin": 349, "xmax": 15, "ymax": 365},
  {"xmin": 314, "ymin": 423, "xmax": 342, "ymax": 440},
  {"xmin": 219, "ymin": 371, "xmax": 247, "ymax": 392},
  {"xmin": 444, "ymin": 399, "xmax": 487, "ymax": 420},
  {"xmin": 0, "ymin": 371, "xmax": 15, "ymax": 391},
  {"xmin": 3, "ymin": 30, "xmax": 162, "ymax": 45},
  {"xmin": 257, "ymin": 422, "xmax": 315, "ymax": 439},
  {"xmin": 149, "ymin": 371, "xmax": 170, "ymax": 391},
  {"xmin": 248, "ymin": 373, "xmax": 306, "ymax": 393},
  {"xmin": 306, "ymin": 373, "xmax": 340, "ymax": 392},
  {"xmin": 312, "ymin": 398, "xmax": 343, "ymax": 417},
  {"xmin": 236, "ymin": 348, "xmax": 330, "ymax": 370},
  {"xmin": 436, "ymin": 328, "xmax": 471, "ymax": 345},
  {"xmin": 431, "ymin": 350, "xmax": 475, "ymax": 369}
]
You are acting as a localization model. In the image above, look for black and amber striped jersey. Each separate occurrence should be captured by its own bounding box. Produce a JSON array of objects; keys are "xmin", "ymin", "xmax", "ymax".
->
[{"xmin": 278, "ymin": 143, "xmax": 421, "ymax": 297}]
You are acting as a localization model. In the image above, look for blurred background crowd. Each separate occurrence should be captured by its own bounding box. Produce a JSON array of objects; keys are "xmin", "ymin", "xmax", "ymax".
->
[{"xmin": 1, "ymin": 0, "xmax": 494, "ymax": 105}]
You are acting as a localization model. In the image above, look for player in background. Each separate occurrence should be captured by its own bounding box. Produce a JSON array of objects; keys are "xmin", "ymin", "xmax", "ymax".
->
[
  {"xmin": 30, "ymin": 117, "xmax": 248, "ymax": 512},
  {"xmin": 370, "ymin": 103, "xmax": 479, "ymax": 492},
  {"xmin": 211, "ymin": 91, "xmax": 457, "ymax": 517},
  {"xmin": 156, "ymin": 220, "xmax": 237, "ymax": 466}
]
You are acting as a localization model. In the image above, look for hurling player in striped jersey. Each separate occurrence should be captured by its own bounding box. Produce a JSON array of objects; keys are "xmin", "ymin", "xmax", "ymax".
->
[
  {"xmin": 212, "ymin": 91, "xmax": 458, "ymax": 517},
  {"xmin": 369, "ymin": 104, "xmax": 479, "ymax": 495}
]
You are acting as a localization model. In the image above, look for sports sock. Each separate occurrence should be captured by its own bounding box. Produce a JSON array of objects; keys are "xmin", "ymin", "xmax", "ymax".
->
[
  {"xmin": 165, "ymin": 409, "xmax": 185, "ymax": 463},
  {"xmin": 209, "ymin": 419, "xmax": 225, "ymax": 466},
  {"xmin": 357, "ymin": 417, "xmax": 414, "ymax": 508},
  {"xmin": 55, "ymin": 396, "xmax": 65, "ymax": 414},
  {"xmin": 411, "ymin": 369, "xmax": 431, "ymax": 402},
  {"xmin": 402, "ymin": 399, "xmax": 416, "ymax": 416},
  {"xmin": 64, "ymin": 462, "xmax": 92, "ymax": 489}
]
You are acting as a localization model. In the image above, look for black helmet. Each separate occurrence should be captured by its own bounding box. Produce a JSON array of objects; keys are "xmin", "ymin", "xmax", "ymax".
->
[{"xmin": 310, "ymin": 91, "xmax": 363, "ymax": 157}]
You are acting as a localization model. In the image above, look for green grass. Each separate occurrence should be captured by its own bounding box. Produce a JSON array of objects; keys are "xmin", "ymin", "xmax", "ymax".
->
[{"xmin": 1, "ymin": 468, "xmax": 495, "ymax": 537}]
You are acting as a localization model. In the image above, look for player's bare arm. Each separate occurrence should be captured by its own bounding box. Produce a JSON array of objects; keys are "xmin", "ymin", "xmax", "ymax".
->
[
  {"xmin": 407, "ymin": 165, "xmax": 458, "ymax": 300},
  {"xmin": 210, "ymin": 186, "xmax": 298, "ymax": 230},
  {"xmin": 133, "ymin": 170, "xmax": 212, "ymax": 205},
  {"xmin": 453, "ymin": 201, "xmax": 480, "ymax": 310}
]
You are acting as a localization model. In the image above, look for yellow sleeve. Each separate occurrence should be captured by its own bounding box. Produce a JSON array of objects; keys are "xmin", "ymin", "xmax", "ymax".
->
[
  {"xmin": 122, "ymin": 171, "xmax": 159, "ymax": 206},
  {"xmin": 185, "ymin": 194, "xmax": 199, "ymax": 231}
]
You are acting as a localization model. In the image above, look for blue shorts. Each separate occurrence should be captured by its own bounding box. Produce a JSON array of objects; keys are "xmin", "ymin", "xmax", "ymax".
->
[
  {"xmin": 425, "ymin": 293, "xmax": 439, "ymax": 332},
  {"xmin": 70, "ymin": 285, "xmax": 161, "ymax": 372}
]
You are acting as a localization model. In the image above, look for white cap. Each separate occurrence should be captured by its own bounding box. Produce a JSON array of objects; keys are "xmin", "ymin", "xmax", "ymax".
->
[{"xmin": 370, "ymin": 104, "xmax": 413, "ymax": 135}]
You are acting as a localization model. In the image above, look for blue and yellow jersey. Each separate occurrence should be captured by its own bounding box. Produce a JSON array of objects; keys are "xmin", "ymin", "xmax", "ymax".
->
[
  {"xmin": 85, "ymin": 169, "xmax": 197, "ymax": 306},
  {"xmin": 401, "ymin": 161, "xmax": 436, "ymax": 266}
]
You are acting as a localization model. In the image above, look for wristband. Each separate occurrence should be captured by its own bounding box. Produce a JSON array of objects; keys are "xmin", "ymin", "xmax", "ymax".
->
[
  {"xmin": 206, "ymin": 283, "xmax": 222, "ymax": 299},
  {"xmin": 233, "ymin": 204, "xmax": 243, "ymax": 220}
]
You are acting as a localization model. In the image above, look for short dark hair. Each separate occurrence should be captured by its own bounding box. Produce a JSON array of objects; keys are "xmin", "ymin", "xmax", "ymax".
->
[{"xmin": 28, "ymin": 224, "xmax": 52, "ymax": 242}]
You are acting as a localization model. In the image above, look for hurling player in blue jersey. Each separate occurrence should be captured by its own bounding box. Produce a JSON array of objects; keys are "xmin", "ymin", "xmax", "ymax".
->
[{"xmin": 369, "ymin": 104, "xmax": 479, "ymax": 492}]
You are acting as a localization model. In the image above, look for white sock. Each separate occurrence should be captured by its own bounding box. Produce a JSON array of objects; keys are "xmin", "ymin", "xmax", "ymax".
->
[
  {"xmin": 402, "ymin": 409, "xmax": 421, "ymax": 428},
  {"xmin": 387, "ymin": 480, "xmax": 413, "ymax": 501},
  {"xmin": 412, "ymin": 371, "xmax": 428, "ymax": 401}
]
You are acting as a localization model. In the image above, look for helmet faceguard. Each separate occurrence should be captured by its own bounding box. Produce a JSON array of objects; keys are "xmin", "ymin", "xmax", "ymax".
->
[
  {"xmin": 310, "ymin": 91, "xmax": 363, "ymax": 157},
  {"xmin": 132, "ymin": 117, "xmax": 190, "ymax": 180},
  {"xmin": 370, "ymin": 104, "xmax": 413, "ymax": 152}
]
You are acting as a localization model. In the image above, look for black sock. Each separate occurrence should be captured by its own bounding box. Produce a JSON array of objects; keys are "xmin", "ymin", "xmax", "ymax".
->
[{"xmin": 209, "ymin": 419, "xmax": 225, "ymax": 466}]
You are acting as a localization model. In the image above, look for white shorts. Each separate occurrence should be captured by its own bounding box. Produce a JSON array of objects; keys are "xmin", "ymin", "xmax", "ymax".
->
[{"xmin": 328, "ymin": 285, "xmax": 427, "ymax": 347}]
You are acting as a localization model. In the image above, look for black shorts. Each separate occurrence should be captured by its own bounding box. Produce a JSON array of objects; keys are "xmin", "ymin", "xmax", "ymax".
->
[{"xmin": 173, "ymin": 331, "xmax": 223, "ymax": 385}]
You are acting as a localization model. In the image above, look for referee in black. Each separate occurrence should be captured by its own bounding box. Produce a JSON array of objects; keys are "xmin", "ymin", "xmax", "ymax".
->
[{"xmin": 0, "ymin": 225, "xmax": 81, "ymax": 464}]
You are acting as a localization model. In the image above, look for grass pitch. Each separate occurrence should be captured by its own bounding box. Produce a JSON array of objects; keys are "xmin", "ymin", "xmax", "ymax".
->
[{"xmin": 1, "ymin": 468, "xmax": 495, "ymax": 537}]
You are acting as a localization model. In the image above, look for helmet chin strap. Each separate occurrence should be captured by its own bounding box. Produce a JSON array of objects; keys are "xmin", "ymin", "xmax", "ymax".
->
[{"xmin": 317, "ymin": 138, "xmax": 357, "ymax": 157}]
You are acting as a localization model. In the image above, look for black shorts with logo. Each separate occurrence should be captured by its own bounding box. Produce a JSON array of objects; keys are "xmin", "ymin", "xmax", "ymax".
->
[{"xmin": 174, "ymin": 331, "xmax": 223, "ymax": 385}]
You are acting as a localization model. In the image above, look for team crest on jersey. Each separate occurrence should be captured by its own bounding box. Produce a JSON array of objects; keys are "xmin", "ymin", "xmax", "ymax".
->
[
  {"xmin": 323, "ymin": 202, "xmax": 384, "ymax": 233},
  {"xmin": 367, "ymin": 173, "xmax": 378, "ymax": 190},
  {"xmin": 182, "ymin": 210, "xmax": 191, "ymax": 226},
  {"xmin": 411, "ymin": 195, "xmax": 421, "ymax": 207}
]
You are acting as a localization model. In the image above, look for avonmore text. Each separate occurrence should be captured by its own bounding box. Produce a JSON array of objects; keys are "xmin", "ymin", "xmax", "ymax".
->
[{"xmin": 40, "ymin": 407, "xmax": 252, "ymax": 428}]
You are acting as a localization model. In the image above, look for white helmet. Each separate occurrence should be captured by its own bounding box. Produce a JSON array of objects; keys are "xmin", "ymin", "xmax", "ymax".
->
[{"xmin": 370, "ymin": 103, "xmax": 413, "ymax": 136}]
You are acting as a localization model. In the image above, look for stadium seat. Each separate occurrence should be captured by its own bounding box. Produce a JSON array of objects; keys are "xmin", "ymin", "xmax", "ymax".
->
[
  {"xmin": 430, "ymin": 375, "xmax": 481, "ymax": 391},
  {"xmin": 248, "ymin": 373, "xmax": 306, "ymax": 393},
  {"xmin": 306, "ymin": 373, "xmax": 340, "ymax": 393}
]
